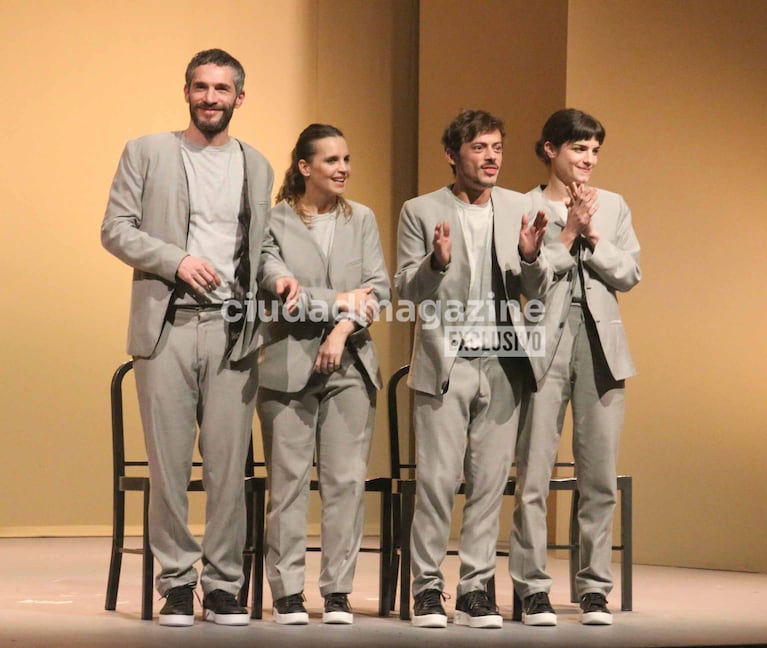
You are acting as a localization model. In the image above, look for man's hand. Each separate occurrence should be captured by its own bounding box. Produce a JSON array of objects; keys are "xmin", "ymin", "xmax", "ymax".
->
[
  {"xmin": 519, "ymin": 210, "xmax": 548, "ymax": 262},
  {"xmin": 336, "ymin": 286, "xmax": 376, "ymax": 324},
  {"xmin": 275, "ymin": 276, "xmax": 301, "ymax": 314},
  {"xmin": 313, "ymin": 320, "xmax": 355, "ymax": 374},
  {"xmin": 431, "ymin": 221, "xmax": 451, "ymax": 270},
  {"xmin": 176, "ymin": 256, "xmax": 221, "ymax": 295}
]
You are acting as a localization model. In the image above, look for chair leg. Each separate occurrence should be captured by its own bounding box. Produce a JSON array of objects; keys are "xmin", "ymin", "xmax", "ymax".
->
[
  {"xmin": 620, "ymin": 477, "xmax": 633, "ymax": 611},
  {"xmin": 512, "ymin": 589, "xmax": 523, "ymax": 622},
  {"xmin": 239, "ymin": 488, "xmax": 254, "ymax": 607},
  {"xmin": 378, "ymin": 486, "xmax": 393, "ymax": 617},
  {"xmin": 486, "ymin": 575, "xmax": 496, "ymax": 603},
  {"xmin": 105, "ymin": 491, "xmax": 125, "ymax": 611},
  {"xmin": 389, "ymin": 494, "xmax": 401, "ymax": 612},
  {"xmin": 399, "ymin": 483, "xmax": 415, "ymax": 620},
  {"xmin": 569, "ymin": 489, "xmax": 580, "ymax": 604},
  {"xmin": 250, "ymin": 482, "xmax": 265, "ymax": 620},
  {"xmin": 141, "ymin": 483, "xmax": 154, "ymax": 621}
]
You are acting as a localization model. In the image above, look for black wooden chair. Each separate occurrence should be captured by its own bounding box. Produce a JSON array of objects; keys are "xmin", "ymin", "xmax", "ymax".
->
[
  {"xmin": 104, "ymin": 360, "xmax": 267, "ymax": 620},
  {"xmin": 386, "ymin": 364, "xmax": 632, "ymax": 621}
]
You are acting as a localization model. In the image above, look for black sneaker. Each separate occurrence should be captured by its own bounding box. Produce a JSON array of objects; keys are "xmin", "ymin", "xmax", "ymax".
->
[
  {"xmin": 454, "ymin": 590, "xmax": 503, "ymax": 629},
  {"xmin": 273, "ymin": 592, "xmax": 309, "ymax": 625},
  {"xmin": 323, "ymin": 592, "xmax": 353, "ymax": 624},
  {"xmin": 580, "ymin": 592, "xmax": 613, "ymax": 625},
  {"xmin": 159, "ymin": 583, "xmax": 195, "ymax": 627},
  {"xmin": 202, "ymin": 589, "xmax": 249, "ymax": 626},
  {"xmin": 412, "ymin": 588, "xmax": 448, "ymax": 628},
  {"xmin": 522, "ymin": 591, "xmax": 557, "ymax": 626}
]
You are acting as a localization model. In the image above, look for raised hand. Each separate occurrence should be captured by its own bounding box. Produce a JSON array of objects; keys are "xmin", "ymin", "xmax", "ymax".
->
[
  {"xmin": 518, "ymin": 210, "xmax": 548, "ymax": 262},
  {"xmin": 432, "ymin": 221, "xmax": 451, "ymax": 270}
]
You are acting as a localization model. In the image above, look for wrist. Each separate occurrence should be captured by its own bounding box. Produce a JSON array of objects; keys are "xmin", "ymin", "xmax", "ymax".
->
[{"xmin": 430, "ymin": 252, "xmax": 449, "ymax": 271}]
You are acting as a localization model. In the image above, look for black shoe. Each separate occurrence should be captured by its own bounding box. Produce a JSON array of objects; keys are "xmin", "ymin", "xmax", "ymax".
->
[
  {"xmin": 323, "ymin": 592, "xmax": 353, "ymax": 624},
  {"xmin": 159, "ymin": 583, "xmax": 195, "ymax": 627},
  {"xmin": 580, "ymin": 592, "xmax": 612, "ymax": 625},
  {"xmin": 412, "ymin": 588, "xmax": 448, "ymax": 628},
  {"xmin": 454, "ymin": 590, "xmax": 502, "ymax": 629},
  {"xmin": 202, "ymin": 589, "xmax": 249, "ymax": 626},
  {"xmin": 273, "ymin": 592, "xmax": 309, "ymax": 625},
  {"xmin": 522, "ymin": 591, "xmax": 557, "ymax": 626}
]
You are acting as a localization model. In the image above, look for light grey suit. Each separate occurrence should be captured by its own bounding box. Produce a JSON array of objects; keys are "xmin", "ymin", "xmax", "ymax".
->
[
  {"xmin": 511, "ymin": 185, "xmax": 641, "ymax": 600},
  {"xmin": 255, "ymin": 199, "xmax": 391, "ymax": 599},
  {"xmin": 101, "ymin": 131, "xmax": 273, "ymax": 596},
  {"xmin": 395, "ymin": 185, "xmax": 551, "ymax": 598}
]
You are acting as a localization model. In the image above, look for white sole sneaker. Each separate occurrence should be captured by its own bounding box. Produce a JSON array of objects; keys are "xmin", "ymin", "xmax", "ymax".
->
[
  {"xmin": 273, "ymin": 608, "xmax": 309, "ymax": 625},
  {"xmin": 203, "ymin": 609, "xmax": 250, "ymax": 625},
  {"xmin": 523, "ymin": 611, "xmax": 557, "ymax": 626},
  {"xmin": 454, "ymin": 610, "xmax": 503, "ymax": 628},
  {"xmin": 412, "ymin": 613, "xmax": 447, "ymax": 628},
  {"xmin": 159, "ymin": 613, "xmax": 194, "ymax": 627},
  {"xmin": 581, "ymin": 611, "xmax": 613, "ymax": 625},
  {"xmin": 322, "ymin": 610, "xmax": 353, "ymax": 624}
]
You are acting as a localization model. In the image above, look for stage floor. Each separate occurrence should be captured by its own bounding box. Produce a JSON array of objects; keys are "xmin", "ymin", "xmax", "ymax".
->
[{"xmin": 1, "ymin": 536, "xmax": 766, "ymax": 647}]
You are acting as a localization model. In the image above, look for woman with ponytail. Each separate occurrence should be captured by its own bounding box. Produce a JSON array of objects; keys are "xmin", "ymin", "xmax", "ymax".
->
[{"xmin": 255, "ymin": 124, "xmax": 390, "ymax": 626}]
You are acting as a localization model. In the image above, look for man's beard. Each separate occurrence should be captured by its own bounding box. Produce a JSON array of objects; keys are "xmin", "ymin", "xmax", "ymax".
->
[{"xmin": 189, "ymin": 102, "xmax": 236, "ymax": 136}]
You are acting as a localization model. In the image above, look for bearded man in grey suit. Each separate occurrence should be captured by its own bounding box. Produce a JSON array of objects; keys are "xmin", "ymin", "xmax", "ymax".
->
[
  {"xmin": 395, "ymin": 109, "xmax": 550, "ymax": 629},
  {"xmin": 101, "ymin": 49, "xmax": 284, "ymax": 627}
]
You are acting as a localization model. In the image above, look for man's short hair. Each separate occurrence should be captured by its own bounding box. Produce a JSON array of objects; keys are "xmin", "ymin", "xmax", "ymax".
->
[
  {"xmin": 441, "ymin": 109, "xmax": 506, "ymax": 157},
  {"xmin": 185, "ymin": 48, "xmax": 245, "ymax": 94}
]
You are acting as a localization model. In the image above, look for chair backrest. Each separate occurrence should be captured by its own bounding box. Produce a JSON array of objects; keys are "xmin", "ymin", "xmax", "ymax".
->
[
  {"xmin": 386, "ymin": 365, "xmax": 413, "ymax": 481},
  {"xmin": 386, "ymin": 364, "xmax": 575, "ymax": 483},
  {"xmin": 109, "ymin": 360, "xmax": 208, "ymax": 487},
  {"xmin": 110, "ymin": 360, "xmax": 138, "ymax": 491}
]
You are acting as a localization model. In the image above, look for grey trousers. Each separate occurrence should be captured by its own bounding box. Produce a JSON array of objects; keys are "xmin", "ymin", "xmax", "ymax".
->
[
  {"xmin": 411, "ymin": 355, "xmax": 523, "ymax": 598},
  {"xmin": 133, "ymin": 308, "xmax": 258, "ymax": 596},
  {"xmin": 510, "ymin": 304, "xmax": 624, "ymax": 599},
  {"xmin": 256, "ymin": 349, "xmax": 376, "ymax": 600}
]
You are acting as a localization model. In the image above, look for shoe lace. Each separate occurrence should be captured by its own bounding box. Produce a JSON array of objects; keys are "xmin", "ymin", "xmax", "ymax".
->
[
  {"xmin": 463, "ymin": 590, "xmax": 495, "ymax": 613},
  {"xmin": 163, "ymin": 583, "xmax": 195, "ymax": 606},
  {"xmin": 420, "ymin": 589, "xmax": 450, "ymax": 607},
  {"xmin": 285, "ymin": 592, "xmax": 306, "ymax": 606},
  {"xmin": 528, "ymin": 591, "xmax": 551, "ymax": 610},
  {"xmin": 326, "ymin": 592, "xmax": 351, "ymax": 611},
  {"xmin": 582, "ymin": 592, "xmax": 607, "ymax": 610}
]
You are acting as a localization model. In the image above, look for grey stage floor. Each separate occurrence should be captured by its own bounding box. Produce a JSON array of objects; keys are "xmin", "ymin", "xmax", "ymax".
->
[{"xmin": 1, "ymin": 536, "xmax": 766, "ymax": 647}]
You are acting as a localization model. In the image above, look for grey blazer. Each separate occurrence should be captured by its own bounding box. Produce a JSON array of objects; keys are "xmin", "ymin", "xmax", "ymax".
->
[
  {"xmin": 101, "ymin": 131, "xmax": 274, "ymax": 361},
  {"xmin": 395, "ymin": 186, "xmax": 552, "ymax": 396},
  {"xmin": 529, "ymin": 185, "xmax": 641, "ymax": 382},
  {"xmin": 255, "ymin": 199, "xmax": 391, "ymax": 393}
]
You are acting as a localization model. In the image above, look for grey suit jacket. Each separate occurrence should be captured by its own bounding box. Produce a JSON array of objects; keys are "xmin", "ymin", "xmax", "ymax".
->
[
  {"xmin": 395, "ymin": 186, "xmax": 552, "ymax": 396},
  {"xmin": 529, "ymin": 185, "xmax": 641, "ymax": 382},
  {"xmin": 101, "ymin": 131, "xmax": 274, "ymax": 361},
  {"xmin": 255, "ymin": 199, "xmax": 391, "ymax": 392}
]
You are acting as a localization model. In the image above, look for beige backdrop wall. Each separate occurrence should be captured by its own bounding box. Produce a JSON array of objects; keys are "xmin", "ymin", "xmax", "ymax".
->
[
  {"xmin": 564, "ymin": 0, "xmax": 767, "ymax": 573},
  {"xmin": 0, "ymin": 0, "xmax": 415, "ymax": 535},
  {"xmin": 2, "ymin": 0, "xmax": 766, "ymax": 576},
  {"xmin": 417, "ymin": 0, "xmax": 767, "ymax": 575}
]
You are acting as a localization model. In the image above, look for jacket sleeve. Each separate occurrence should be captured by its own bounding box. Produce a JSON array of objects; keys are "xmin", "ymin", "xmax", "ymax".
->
[
  {"xmin": 394, "ymin": 201, "xmax": 447, "ymax": 304},
  {"xmin": 520, "ymin": 250, "xmax": 552, "ymax": 301},
  {"xmin": 346, "ymin": 208, "xmax": 392, "ymax": 328},
  {"xmin": 582, "ymin": 195, "xmax": 641, "ymax": 292},
  {"xmin": 100, "ymin": 140, "xmax": 187, "ymax": 282}
]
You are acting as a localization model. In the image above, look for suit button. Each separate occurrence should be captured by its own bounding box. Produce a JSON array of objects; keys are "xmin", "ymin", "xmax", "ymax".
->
[{"xmin": 559, "ymin": 321, "xmax": 565, "ymax": 329}]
